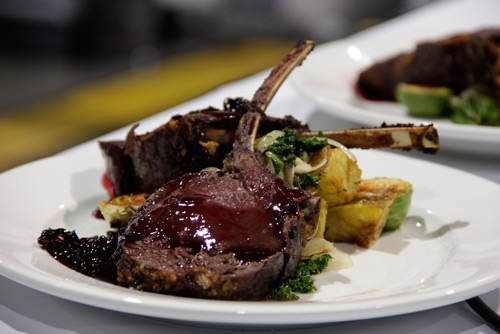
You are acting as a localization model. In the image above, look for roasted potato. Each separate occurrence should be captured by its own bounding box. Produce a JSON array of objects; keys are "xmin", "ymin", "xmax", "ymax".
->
[
  {"xmin": 324, "ymin": 178, "xmax": 412, "ymax": 248},
  {"xmin": 309, "ymin": 146, "xmax": 362, "ymax": 207}
]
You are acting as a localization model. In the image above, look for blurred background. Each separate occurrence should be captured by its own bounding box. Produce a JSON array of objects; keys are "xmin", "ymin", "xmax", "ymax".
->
[{"xmin": 0, "ymin": 0, "xmax": 434, "ymax": 172}]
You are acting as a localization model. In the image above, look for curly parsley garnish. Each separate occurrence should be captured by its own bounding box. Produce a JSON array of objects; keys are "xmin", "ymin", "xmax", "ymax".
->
[{"xmin": 270, "ymin": 254, "xmax": 332, "ymax": 300}]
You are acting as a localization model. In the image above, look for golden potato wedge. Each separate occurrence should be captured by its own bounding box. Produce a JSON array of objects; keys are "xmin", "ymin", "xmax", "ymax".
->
[
  {"xmin": 324, "ymin": 178, "xmax": 412, "ymax": 248},
  {"xmin": 309, "ymin": 147, "xmax": 361, "ymax": 207}
]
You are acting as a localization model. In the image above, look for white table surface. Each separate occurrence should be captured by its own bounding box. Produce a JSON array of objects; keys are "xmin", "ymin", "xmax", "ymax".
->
[{"xmin": 2, "ymin": 0, "xmax": 500, "ymax": 332}]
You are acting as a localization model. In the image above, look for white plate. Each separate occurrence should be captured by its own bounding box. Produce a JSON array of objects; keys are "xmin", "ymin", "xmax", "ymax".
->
[
  {"xmin": 1, "ymin": 146, "xmax": 500, "ymax": 326},
  {"xmin": 291, "ymin": 37, "xmax": 500, "ymax": 155}
]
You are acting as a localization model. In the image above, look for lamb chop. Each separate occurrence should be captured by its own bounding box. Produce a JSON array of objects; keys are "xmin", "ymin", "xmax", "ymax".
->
[
  {"xmin": 99, "ymin": 106, "xmax": 309, "ymax": 196},
  {"xmin": 101, "ymin": 119, "xmax": 439, "ymax": 197},
  {"xmin": 115, "ymin": 40, "xmax": 315, "ymax": 300}
]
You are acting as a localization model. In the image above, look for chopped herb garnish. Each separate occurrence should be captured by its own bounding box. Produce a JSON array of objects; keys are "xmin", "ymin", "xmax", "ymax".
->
[
  {"xmin": 295, "ymin": 173, "xmax": 321, "ymax": 189},
  {"xmin": 297, "ymin": 136, "xmax": 329, "ymax": 153},
  {"xmin": 270, "ymin": 254, "xmax": 332, "ymax": 300},
  {"xmin": 263, "ymin": 128, "xmax": 297, "ymax": 167},
  {"xmin": 270, "ymin": 284, "xmax": 297, "ymax": 300},
  {"xmin": 265, "ymin": 151, "xmax": 285, "ymax": 174},
  {"xmin": 297, "ymin": 253, "xmax": 331, "ymax": 275},
  {"xmin": 262, "ymin": 128, "xmax": 328, "ymax": 178}
]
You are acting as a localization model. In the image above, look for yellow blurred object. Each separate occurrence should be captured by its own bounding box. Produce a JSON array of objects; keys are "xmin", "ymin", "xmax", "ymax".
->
[{"xmin": 0, "ymin": 40, "xmax": 294, "ymax": 172}]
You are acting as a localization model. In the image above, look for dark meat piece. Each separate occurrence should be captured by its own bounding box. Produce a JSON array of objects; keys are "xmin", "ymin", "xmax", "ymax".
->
[
  {"xmin": 100, "ymin": 102, "xmax": 309, "ymax": 196},
  {"xmin": 99, "ymin": 141, "xmax": 137, "ymax": 196},
  {"xmin": 117, "ymin": 148, "xmax": 305, "ymax": 299},
  {"xmin": 357, "ymin": 28, "xmax": 500, "ymax": 102},
  {"xmin": 115, "ymin": 41, "xmax": 314, "ymax": 300},
  {"xmin": 101, "ymin": 111, "xmax": 439, "ymax": 198}
]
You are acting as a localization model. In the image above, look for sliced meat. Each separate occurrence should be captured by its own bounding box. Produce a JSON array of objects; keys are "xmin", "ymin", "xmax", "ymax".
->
[{"xmin": 117, "ymin": 168, "xmax": 305, "ymax": 299}]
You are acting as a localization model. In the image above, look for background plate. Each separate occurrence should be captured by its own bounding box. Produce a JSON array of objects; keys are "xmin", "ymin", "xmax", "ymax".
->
[{"xmin": 291, "ymin": 9, "xmax": 500, "ymax": 155}]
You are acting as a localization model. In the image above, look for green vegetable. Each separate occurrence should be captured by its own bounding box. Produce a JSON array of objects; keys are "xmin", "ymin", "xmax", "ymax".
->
[
  {"xmin": 263, "ymin": 128, "xmax": 297, "ymax": 169},
  {"xmin": 295, "ymin": 173, "xmax": 321, "ymax": 189},
  {"xmin": 324, "ymin": 178, "xmax": 413, "ymax": 248},
  {"xmin": 98, "ymin": 194, "xmax": 147, "ymax": 228},
  {"xmin": 265, "ymin": 151, "xmax": 284, "ymax": 174},
  {"xmin": 261, "ymin": 128, "xmax": 328, "ymax": 187},
  {"xmin": 356, "ymin": 177, "xmax": 413, "ymax": 231},
  {"xmin": 264, "ymin": 128, "xmax": 328, "ymax": 169},
  {"xmin": 270, "ymin": 254, "xmax": 332, "ymax": 300},
  {"xmin": 395, "ymin": 83, "xmax": 452, "ymax": 118},
  {"xmin": 384, "ymin": 184, "xmax": 413, "ymax": 231},
  {"xmin": 449, "ymin": 90, "xmax": 500, "ymax": 126},
  {"xmin": 298, "ymin": 135, "xmax": 330, "ymax": 153},
  {"xmin": 395, "ymin": 83, "xmax": 500, "ymax": 126}
]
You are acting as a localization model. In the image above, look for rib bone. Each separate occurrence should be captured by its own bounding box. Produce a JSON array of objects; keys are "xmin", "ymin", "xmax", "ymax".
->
[
  {"xmin": 229, "ymin": 40, "xmax": 315, "ymax": 170},
  {"xmin": 298, "ymin": 123, "xmax": 440, "ymax": 154},
  {"xmin": 252, "ymin": 40, "xmax": 314, "ymax": 113}
]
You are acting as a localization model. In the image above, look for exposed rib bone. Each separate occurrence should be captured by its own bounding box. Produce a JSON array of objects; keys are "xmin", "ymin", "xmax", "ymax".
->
[
  {"xmin": 298, "ymin": 124, "xmax": 440, "ymax": 154},
  {"xmin": 230, "ymin": 40, "xmax": 316, "ymax": 169},
  {"xmin": 252, "ymin": 40, "xmax": 314, "ymax": 113}
]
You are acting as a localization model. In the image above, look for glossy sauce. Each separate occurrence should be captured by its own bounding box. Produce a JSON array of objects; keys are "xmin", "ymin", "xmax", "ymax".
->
[
  {"xmin": 123, "ymin": 171, "xmax": 301, "ymax": 260},
  {"xmin": 38, "ymin": 228, "xmax": 119, "ymax": 283}
]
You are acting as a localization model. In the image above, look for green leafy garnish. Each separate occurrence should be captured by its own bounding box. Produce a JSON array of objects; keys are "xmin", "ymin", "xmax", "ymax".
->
[
  {"xmin": 265, "ymin": 151, "xmax": 284, "ymax": 174},
  {"xmin": 263, "ymin": 128, "xmax": 328, "ymax": 175},
  {"xmin": 295, "ymin": 173, "xmax": 321, "ymax": 189},
  {"xmin": 270, "ymin": 254, "xmax": 332, "ymax": 300},
  {"xmin": 296, "ymin": 253, "xmax": 332, "ymax": 275},
  {"xmin": 264, "ymin": 128, "xmax": 298, "ymax": 170},
  {"xmin": 298, "ymin": 135, "xmax": 329, "ymax": 153},
  {"xmin": 450, "ymin": 91, "xmax": 500, "ymax": 126}
]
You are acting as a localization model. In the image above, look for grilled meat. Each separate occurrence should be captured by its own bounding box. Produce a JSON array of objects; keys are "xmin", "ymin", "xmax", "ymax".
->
[{"xmin": 100, "ymin": 105, "xmax": 309, "ymax": 196}]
